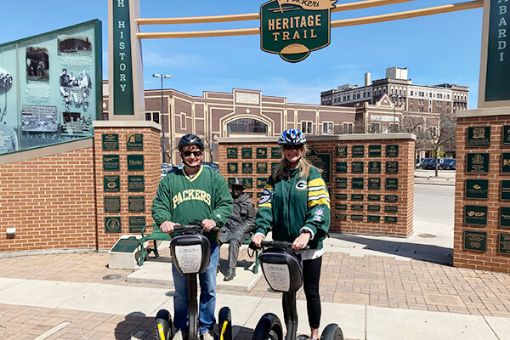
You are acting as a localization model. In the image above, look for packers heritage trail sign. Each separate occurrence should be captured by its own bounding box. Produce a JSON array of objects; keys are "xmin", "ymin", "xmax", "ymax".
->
[{"xmin": 260, "ymin": 0, "xmax": 336, "ymax": 62}]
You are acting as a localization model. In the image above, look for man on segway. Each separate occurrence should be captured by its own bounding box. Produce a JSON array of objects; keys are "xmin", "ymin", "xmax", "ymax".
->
[{"xmin": 152, "ymin": 134, "xmax": 233, "ymax": 340}]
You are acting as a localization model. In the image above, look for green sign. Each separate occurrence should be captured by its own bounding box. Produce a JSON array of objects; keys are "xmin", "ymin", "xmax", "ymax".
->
[
  {"xmin": 105, "ymin": 216, "xmax": 121, "ymax": 233},
  {"xmin": 351, "ymin": 215, "xmax": 363, "ymax": 221},
  {"xmin": 336, "ymin": 146, "xmax": 347, "ymax": 158},
  {"xmin": 501, "ymin": 180, "xmax": 510, "ymax": 201},
  {"xmin": 260, "ymin": 0, "xmax": 336, "ymax": 63},
  {"xmin": 228, "ymin": 162, "xmax": 238, "ymax": 174},
  {"xmin": 385, "ymin": 178, "xmax": 398, "ymax": 191},
  {"xmin": 336, "ymin": 162, "xmax": 347, "ymax": 173},
  {"xmin": 463, "ymin": 230, "xmax": 487, "ymax": 252},
  {"xmin": 227, "ymin": 148, "xmax": 238, "ymax": 159},
  {"xmin": 351, "ymin": 194, "xmax": 363, "ymax": 201},
  {"xmin": 129, "ymin": 216, "xmax": 146, "ymax": 233},
  {"xmin": 103, "ymin": 155, "xmax": 120, "ymax": 171},
  {"xmin": 368, "ymin": 145, "xmax": 382, "ymax": 157},
  {"xmin": 385, "ymin": 195, "xmax": 399, "ymax": 203},
  {"xmin": 351, "ymin": 161, "xmax": 364, "ymax": 173},
  {"xmin": 128, "ymin": 175, "xmax": 145, "ymax": 192},
  {"xmin": 336, "ymin": 177, "xmax": 347, "ymax": 189},
  {"xmin": 368, "ymin": 161, "xmax": 381, "ymax": 174},
  {"xmin": 306, "ymin": 147, "xmax": 331, "ymax": 182},
  {"xmin": 127, "ymin": 155, "xmax": 144, "ymax": 171},
  {"xmin": 271, "ymin": 162, "xmax": 279, "ymax": 173},
  {"xmin": 485, "ymin": 0, "xmax": 510, "ymax": 102},
  {"xmin": 242, "ymin": 178, "xmax": 253, "ymax": 189},
  {"xmin": 335, "ymin": 193, "xmax": 347, "ymax": 200},
  {"xmin": 127, "ymin": 134, "xmax": 143, "ymax": 151},
  {"xmin": 351, "ymin": 204, "xmax": 363, "ymax": 211},
  {"xmin": 257, "ymin": 147, "xmax": 268, "ymax": 159},
  {"xmin": 466, "ymin": 153, "xmax": 489, "ymax": 173},
  {"xmin": 367, "ymin": 215, "xmax": 380, "ymax": 223},
  {"xmin": 104, "ymin": 196, "xmax": 121, "ymax": 213},
  {"xmin": 466, "ymin": 126, "xmax": 491, "ymax": 147},
  {"xmin": 386, "ymin": 145, "xmax": 399, "ymax": 157},
  {"xmin": 465, "ymin": 179, "xmax": 489, "ymax": 199},
  {"xmin": 335, "ymin": 214, "xmax": 347, "ymax": 221},
  {"xmin": 242, "ymin": 162, "xmax": 253, "ymax": 174},
  {"xmin": 498, "ymin": 233, "xmax": 510, "ymax": 254},
  {"xmin": 384, "ymin": 216, "xmax": 397, "ymax": 223},
  {"xmin": 104, "ymin": 176, "xmax": 120, "ymax": 192},
  {"xmin": 503, "ymin": 126, "xmax": 510, "ymax": 146},
  {"xmin": 242, "ymin": 148, "xmax": 253, "ymax": 159},
  {"xmin": 352, "ymin": 145, "xmax": 364, "ymax": 158},
  {"xmin": 271, "ymin": 147, "xmax": 282, "ymax": 159},
  {"xmin": 367, "ymin": 205, "xmax": 380, "ymax": 212},
  {"xmin": 386, "ymin": 161, "xmax": 399, "ymax": 175},
  {"xmin": 500, "ymin": 207, "xmax": 510, "ymax": 228},
  {"xmin": 385, "ymin": 205, "xmax": 398, "ymax": 214},
  {"xmin": 112, "ymin": 0, "xmax": 134, "ymax": 115},
  {"xmin": 502, "ymin": 153, "xmax": 510, "ymax": 173},
  {"xmin": 368, "ymin": 178, "xmax": 381, "ymax": 190},
  {"xmin": 128, "ymin": 196, "xmax": 145, "ymax": 212},
  {"xmin": 368, "ymin": 194, "xmax": 380, "ymax": 201},
  {"xmin": 257, "ymin": 177, "xmax": 267, "ymax": 188},
  {"xmin": 335, "ymin": 204, "xmax": 347, "ymax": 211},
  {"xmin": 464, "ymin": 205, "xmax": 488, "ymax": 226},
  {"xmin": 102, "ymin": 134, "xmax": 119, "ymax": 151},
  {"xmin": 257, "ymin": 162, "xmax": 268, "ymax": 174},
  {"xmin": 351, "ymin": 178, "xmax": 364, "ymax": 190}
]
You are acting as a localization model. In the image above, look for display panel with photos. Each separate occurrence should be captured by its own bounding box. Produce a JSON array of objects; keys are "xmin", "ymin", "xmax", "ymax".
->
[{"xmin": 0, "ymin": 20, "xmax": 102, "ymax": 155}]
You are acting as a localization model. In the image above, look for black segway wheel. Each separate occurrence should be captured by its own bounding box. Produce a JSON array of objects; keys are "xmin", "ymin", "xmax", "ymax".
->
[
  {"xmin": 320, "ymin": 323, "xmax": 344, "ymax": 340},
  {"xmin": 252, "ymin": 313, "xmax": 283, "ymax": 340},
  {"xmin": 156, "ymin": 309, "xmax": 173, "ymax": 340},
  {"xmin": 218, "ymin": 306, "xmax": 232, "ymax": 340}
]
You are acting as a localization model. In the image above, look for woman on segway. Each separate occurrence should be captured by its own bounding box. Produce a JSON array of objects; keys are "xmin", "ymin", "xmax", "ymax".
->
[{"xmin": 252, "ymin": 129, "xmax": 331, "ymax": 340}]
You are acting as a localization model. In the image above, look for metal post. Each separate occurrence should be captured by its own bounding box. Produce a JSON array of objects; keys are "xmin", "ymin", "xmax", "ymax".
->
[{"xmin": 152, "ymin": 73, "xmax": 172, "ymax": 164}]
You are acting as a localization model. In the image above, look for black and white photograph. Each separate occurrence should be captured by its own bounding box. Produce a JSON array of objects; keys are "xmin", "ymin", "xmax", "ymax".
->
[
  {"xmin": 58, "ymin": 35, "xmax": 92, "ymax": 54},
  {"xmin": 61, "ymin": 111, "xmax": 92, "ymax": 136},
  {"xmin": 26, "ymin": 47, "xmax": 49, "ymax": 82},
  {"xmin": 21, "ymin": 105, "xmax": 57, "ymax": 132},
  {"xmin": 59, "ymin": 68, "xmax": 92, "ymax": 112},
  {"xmin": 0, "ymin": 67, "xmax": 17, "ymax": 154}
]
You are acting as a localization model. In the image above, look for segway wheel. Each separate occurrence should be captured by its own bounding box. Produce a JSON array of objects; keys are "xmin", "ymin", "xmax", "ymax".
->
[
  {"xmin": 252, "ymin": 313, "xmax": 283, "ymax": 340},
  {"xmin": 320, "ymin": 323, "xmax": 344, "ymax": 340},
  {"xmin": 156, "ymin": 309, "xmax": 173, "ymax": 340},
  {"xmin": 218, "ymin": 306, "xmax": 232, "ymax": 340}
]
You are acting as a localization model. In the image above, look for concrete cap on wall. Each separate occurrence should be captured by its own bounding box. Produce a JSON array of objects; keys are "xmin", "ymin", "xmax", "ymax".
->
[
  {"xmin": 457, "ymin": 107, "xmax": 510, "ymax": 118},
  {"xmin": 93, "ymin": 120, "xmax": 161, "ymax": 130},
  {"xmin": 217, "ymin": 133, "xmax": 416, "ymax": 144}
]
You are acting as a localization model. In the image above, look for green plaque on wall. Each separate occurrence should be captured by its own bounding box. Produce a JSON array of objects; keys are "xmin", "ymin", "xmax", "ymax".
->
[
  {"xmin": 127, "ymin": 155, "xmax": 144, "ymax": 171},
  {"xmin": 128, "ymin": 176, "xmax": 145, "ymax": 192},
  {"xmin": 368, "ymin": 205, "xmax": 380, "ymax": 212},
  {"xmin": 351, "ymin": 194, "xmax": 363, "ymax": 201},
  {"xmin": 103, "ymin": 155, "xmax": 120, "ymax": 171},
  {"xmin": 351, "ymin": 215, "xmax": 363, "ymax": 221},
  {"xmin": 335, "ymin": 214, "xmax": 347, "ymax": 221},
  {"xmin": 385, "ymin": 145, "xmax": 399, "ymax": 157},
  {"xmin": 335, "ymin": 204, "xmax": 347, "ymax": 210},
  {"xmin": 463, "ymin": 230, "xmax": 487, "ymax": 252},
  {"xmin": 368, "ymin": 161, "xmax": 381, "ymax": 174},
  {"xmin": 271, "ymin": 147, "xmax": 282, "ymax": 159},
  {"xmin": 242, "ymin": 148, "xmax": 253, "ymax": 159},
  {"xmin": 352, "ymin": 162, "xmax": 364, "ymax": 173},
  {"xmin": 227, "ymin": 148, "xmax": 238, "ymax": 159},
  {"xmin": 257, "ymin": 162, "xmax": 268, "ymax": 174},
  {"xmin": 385, "ymin": 178, "xmax": 398, "ymax": 190},
  {"xmin": 501, "ymin": 153, "xmax": 510, "ymax": 173},
  {"xmin": 242, "ymin": 178, "xmax": 253, "ymax": 188},
  {"xmin": 352, "ymin": 178, "xmax": 364, "ymax": 190},
  {"xmin": 384, "ymin": 216, "xmax": 397, "ymax": 223},
  {"xmin": 336, "ymin": 177, "xmax": 347, "ymax": 189},
  {"xmin": 498, "ymin": 233, "xmax": 510, "ymax": 254},
  {"xmin": 466, "ymin": 153, "xmax": 489, "ymax": 173},
  {"xmin": 129, "ymin": 216, "xmax": 146, "ymax": 233},
  {"xmin": 385, "ymin": 205, "xmax": 398, "ymax": 214},
  {"xmin": 503, "ymin": 126, "xmax": 510, "ymax": 146},
  {"xmin": 368, "ymin": 178, "xmax": 381, "ymax": 190},
  {"xmin": 367, "ymin": 215, "xmax": 380, "ymax": 223},
  {"xmin": 336, "ymin": 162, "xmax": 347, "ymax": 173},
  {"xmin": 464, "ymin": 205, "xmax": 488, "ymax": 226},
  {"xmin": 104, "ymin": 176, "xmax": 120, "ymax": 193},
  {"xmin": 465, "ymin": 179, "xmax": 489, "ymax": 199},
  {"xmin": 128, "ymin": 196, "xmax": 145, "ymax": 212},
  {"xmin": 256, "ymin": 177, "xmax": 267, "ymax": 189},
  {"xmin": 102, "ymin": 134, "xmax": 119, "ymax": 151},
  {"xmin": 104, "ymin": 196, "xmax": 121, "ymax": 213},
  {"xmin": 385, "ymin": 195, "xmax": 398, "ymax": 203},
  {"xmin": 127, "ymin": 134, "xmax": 143, "ymax": 151},
  {"xmin": 368, "ymin": 145, "xmax": 382, "ymax": 157},
  {"xmin": 242, "ymin": 163, "xmax": 253, "ymax": 174},
  {"xmin": 105, "ymin": 216, "xmax": 121, "ymax": 233},
  {"xmin": 256, "ymin": 148, "xmax": 267, "ymax": 159},
  {"xmin": 500, "ymin": 207, "xmax": 510, "ymax": 228},
  {"xmin": 271, "ymin": 162, "xmax": 279, "ymax": 173},
  {"xmin": 386, "ymin": 161, "xmax": 399, "ymax": 174},
  {"xmin": 352, "ymin": 145, "xmax": 365, "ymax": 158},
  {"xmin": 501, "ymin": 180, "xmax": 510, "ymax": 201},
  {"xmin": 351, "ymin": 204, "xmax": 363, "ymax": 211},
  {"xmin": 228, "ymin": 162, "xmax": 238, "ymax": 174},
  {"xmin": 368, "ymin": 194, "xmax": 380, "ymax": 201},
  {"xmin": 336, "ymin": 146, "xmax": 347, "ymax": 158},
  {"xmin": 227, "ymin": 178, "xmax": 236, "ymax": 187},
  {"xmin": 335, "ymin": 193, "xmax": 348, "ymax": 200},
  {"xmin": 466, "ymin": 126, "xmax": 491, "ymax": 148}
]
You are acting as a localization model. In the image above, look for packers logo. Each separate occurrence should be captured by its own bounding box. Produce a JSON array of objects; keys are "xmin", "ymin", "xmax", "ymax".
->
[
  {"xmin": 295, "ymin": 180, "xmax": 307, "ymax": 190},
  {"xmin": 258, "ymin": 189, "xmax": 272, "ymax": 205}
]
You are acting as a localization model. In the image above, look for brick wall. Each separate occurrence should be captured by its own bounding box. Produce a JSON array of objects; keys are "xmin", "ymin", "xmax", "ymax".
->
[{"xmin": 454, "ymin": 112, "xmax": 510, "ymax": 273}]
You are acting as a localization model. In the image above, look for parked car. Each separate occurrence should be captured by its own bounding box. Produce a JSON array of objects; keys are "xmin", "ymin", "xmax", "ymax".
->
[
  {"xmin": 439, "ymin": 158, "xmax": 456, "ymax": 170},
  {"xmin": 417, "ymin": 158, "xmax": 435, "ymax": 169}
]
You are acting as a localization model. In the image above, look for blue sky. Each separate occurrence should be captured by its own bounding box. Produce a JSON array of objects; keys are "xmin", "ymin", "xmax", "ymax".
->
[{"xmin": 0, "ymin": 0, "xmax": 483, "ymax": 107}]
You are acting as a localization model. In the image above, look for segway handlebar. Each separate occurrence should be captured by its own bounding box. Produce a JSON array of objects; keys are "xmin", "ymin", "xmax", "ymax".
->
[
  {"xmin": 173, "ymin": 221, "xmax": 219, "ymax": 235},
  {"xmin": 249, "ymin": 240, "xmax": 308, "ymax": 251}
]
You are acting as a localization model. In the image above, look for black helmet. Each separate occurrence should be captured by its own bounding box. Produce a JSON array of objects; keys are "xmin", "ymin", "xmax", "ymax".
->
[
  {"xmin": 230, "ymin": 177, "xmax": 245, "ymax": 189},
  {"xmin": 178, "ymin": 134, "xmax": 204, "ymax": 151}
]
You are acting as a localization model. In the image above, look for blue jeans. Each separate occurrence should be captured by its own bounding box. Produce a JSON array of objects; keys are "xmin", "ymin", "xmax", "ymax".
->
[{"xmin": 172, "ymin": 241, "xmax": 219, "ymax": 334}]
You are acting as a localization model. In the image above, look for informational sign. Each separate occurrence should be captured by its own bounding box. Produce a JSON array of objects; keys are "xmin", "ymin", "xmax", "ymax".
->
[
  {"xmin": 175, "ymin": 245, "xmax": 203, "ymax": 274},
  {"xmin": 262, "ymin": 263, "xmax": 290, "ymax": 291},
  {"xmin": 260, "ymin": 0, "xmax": 336, "ymax": 62}
]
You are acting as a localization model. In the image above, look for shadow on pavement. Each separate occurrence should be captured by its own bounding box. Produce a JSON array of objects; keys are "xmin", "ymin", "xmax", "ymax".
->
[
  {"xmin": 114, "ymin": 311, "xmax": 156, "ymax": 339},
  {"xmin": 330, "ymin": 234, "xmax": 453, "ymax": 265}
]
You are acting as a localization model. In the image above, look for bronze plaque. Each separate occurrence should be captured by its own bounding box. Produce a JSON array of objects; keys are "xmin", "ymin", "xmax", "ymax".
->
[
  {"xmin": 352, "ymin": 178, "xmax": 364, "ymax": 190},
  {"xmin": 257, "ymin": 147, "xmax": 268, "ymax": 159},
  {"xmin": 335, "ymin": 204, "xmax": 347, "ymax": 211},
  {"xmin": 466, "ymin": 126, "xmax": 491, "ymax": 148},
  {"xmin": 352, "ymin": 145, "xmax": 365, "ymax": 158},
  {"xmin": 129, "ymin": 216, "xmax": 146, "ymax": 233},
  {"xmin": 126, "ymin": 134, "xmax": 143, "ymax": 151},
  {"xmin": 386, "ymin": 161, "xmax": 399, "ymax": 174},
  {"xmin": 335, "ymin": 193, "xmax": 348, "ymax": 200},
  {"xmin": 242, "ymin": 163, "xmax": 253, "ymax": 174},
  {"xmin": 498, "ymin": 233, "xmax": 510, "ymax": 254},
  {"xmin": 351, "ymin": 215, "xmax": 363, "ymax": 221},
  {"xmin": 466, "ymin": 153, "xmax": 489, "ymax": 173},
  {"xmin": 102, "ymin": 134, "xmax": 119, "ymax": 151},
  {"xmin": 384, "ymin": 216, "xmax": 397, "ymax": 223},
  {"xmin": 104, "ymin": 176, "xmax": 120, "ymax": 193},
  {"xmin": 465, "ymin": 179, "xmax": 489, "ymax": 199},
  {"xmin": 385, "ymin": 178, "xmax": 398, "ymax": 191},
  {"xmin": 463, "ymin": 230, "xmax": 487, "ymax": 252},
  {"xmin": 336, "ymin": 162, "xmax": 347, "ymax": 173},
  {"xmin": 369, "ymin": 145, "xmax": 382, "ymax": 157},
  {"xmin": 103, "ymin": 155, "xmax": 120, "ymax": 171},
  {"xmin": 368, "ymin": 178, "xmax": 381, "ymax": 190},
  {"xmin": 501, "ymin": 153, "xmax": 510, "ymax": 173},
  {"xmin": 336, "ymin": 146, "xmax": 347, "ymax": 158},
  {"xmin": 242, "ymin": 178, "xmax": 253, "ymax": 189},
  {"xmin": 385, "ymin": 195, "xmax": 398, "ymax": 203},
  {"xmin": 256, "ymin": 177, "xmax": 266, "ymax": 189},
  {"xmin": 464, "ymin": 205, "xmax": 488, "ymax": 226},
  {"xmin": 385, "ymin": 205, "xmax": 398, "ymax": 214},
  {"xmin": 367, "ymin": 205, "xmax": 380, "ymax": 212},
  {"xmin": 242, "ymin": 148, "xmax": 253, "ymax": 159},
  {"xmin": 501, "ymin": 180, "xmax": 510, "ymax": 201},
  {"xmin": 104, "ymin": 196, "xmax": 121, "ymax": 213},
  {"xmin": 500, "ymin": 207, "xmax": 510, "ymax": 228},
  {"xmin": 105, "ymin": 216, "xmax": 121, "ymax": 233},
  {"xmin": 352, "ymin": 162, "xmax": 364, "ymax": 173},
  {"xmin": 128, "ymin": 196, "xmax": 145, "ymax": 212},
  {"xmin": 503, "ymin": 126, "xmax": 510, "ymax": 147},
  {"xmin": 368, "ymin": 161, "xmax": 381, "ymax": 174},
  {"xmin": 351, "ymin": 204, "xmax": 363, "ymax": 211},
  {"xmin": 257, "ymin": 162, "xmax": 268, "ymax": 174},
  {"xmin": 367, "ymin": 215, "xmax": 380, "ymax": 223},
  {"xmin": 385, "ymin": 145, "xmax": 399, "ymax": 157},
  {"xmin": 351, "ymin": 194, "xmax": 363, "ymax": 201},
  {"xmin": 127, "ymin": 155, "xmax": 144, "ymax": 171},
  {"xmin": 128, "ymin": 176, "xmax": 145, "ymax": 192},
  {"xmin": 271, "ymin": 147, "xmax": 282, "ymax": 159},
  {"xmin": 336, "ymin": 177, "xmax": 347, "ymax": 189},
  {"xmin": 228, "ymin": 162, "xmax": 238, "ymax": 174},
  {"xmin": 227, "ymin": 148, "xmax": 238, "ymax": 159},
  {"xmin": 368, "ymin": 194, "xmax": 380, "ymax": 201}
]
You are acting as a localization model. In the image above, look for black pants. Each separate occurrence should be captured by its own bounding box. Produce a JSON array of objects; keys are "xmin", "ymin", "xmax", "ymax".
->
[{"xmin": 303, "ymin": 256, "xmax": 322, "ymax": 329}]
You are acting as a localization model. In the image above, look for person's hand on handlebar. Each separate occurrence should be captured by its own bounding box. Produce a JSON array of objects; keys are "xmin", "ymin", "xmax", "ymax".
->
[
  {"xmin": 251, "ymin": 233, "xmax": 265, "ymax": 248},
  {"xmin": 292, "ymin": 232, "xmax": 311, "ymax": 251},
  {"xmin": 160, "ymin": 221, "xmax": 179, "ymax": 233},
  {"xmin": 201, "ymin": 219, "xmax": 217, "ymax": 232}
]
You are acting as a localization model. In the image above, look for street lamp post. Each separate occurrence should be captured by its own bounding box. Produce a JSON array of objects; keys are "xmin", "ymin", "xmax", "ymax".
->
[{"xmin": 152, "ymin": 73, "xmax": 172, "ymax": 164}]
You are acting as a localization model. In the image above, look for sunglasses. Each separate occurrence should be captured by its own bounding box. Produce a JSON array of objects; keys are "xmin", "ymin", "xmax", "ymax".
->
[
  {"xmin": 283, "ymin": 145, "xmax": 302, "ymax": 150},
  {"xmin": 182, "ymin": 151, "xmax": 203, "ymax": 157}
]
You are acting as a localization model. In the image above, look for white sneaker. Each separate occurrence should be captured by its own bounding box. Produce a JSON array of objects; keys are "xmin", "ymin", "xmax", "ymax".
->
[
  {"xmin": 173, "ymin": 329, "xmax": 188, "ymax": 340},
  {"xmin": 201, "ymin": 331, "xmax": 215, "ymax": 340}
]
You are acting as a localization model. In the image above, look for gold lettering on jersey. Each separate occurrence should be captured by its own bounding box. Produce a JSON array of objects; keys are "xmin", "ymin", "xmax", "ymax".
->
[{"xmin": 173, "ymin": 189, "xmax": 211, "ymax": 209}]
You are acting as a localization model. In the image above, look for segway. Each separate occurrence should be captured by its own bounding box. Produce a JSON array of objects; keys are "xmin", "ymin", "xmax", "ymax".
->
[
  {"xmin": 156, "ymin": 222, "xmax": 233, "ymax": 340},
  {"xmin": 250, "ymin": 240, "xmax": 343, "ymax": 340}
]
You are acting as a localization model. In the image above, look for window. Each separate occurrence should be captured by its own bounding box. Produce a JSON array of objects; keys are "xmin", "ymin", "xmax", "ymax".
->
[
  {"xmin": 370, "ymin": 123, "xmax": 381, "ymax": 133},
  {"xmin": 227, "ymin": 118, "xmax": 267, "ymax": 134},
  {"xmin": 343, "ymin": 123, "xmax": 353, "ymax": 134},
  {"xmin": 389, "ymin": 123, "xmax": 399, "ymax": 133},
  {"xmin": 322, "ymin": 121, "xmax": 334, "ymax": 135},
  {"xmin": 429, "ymin": 127, "xmax": 438, "ymax": 137},
  {"xmin": 301, "ymin": 121, "xmax": 313, "ymax": 134},
  {"xmin": 145, "ymin": 111, "xmax": 160, "ymax": 124}
]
